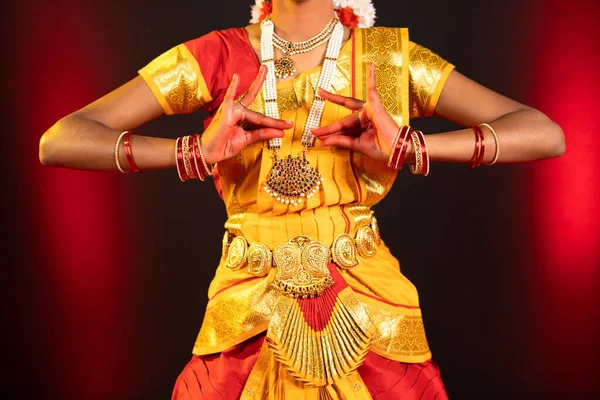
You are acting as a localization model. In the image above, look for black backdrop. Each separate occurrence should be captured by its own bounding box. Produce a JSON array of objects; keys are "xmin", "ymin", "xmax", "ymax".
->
[{"xmin": 3, "ymin": 1, "xmax": 599, "ymax": 399}]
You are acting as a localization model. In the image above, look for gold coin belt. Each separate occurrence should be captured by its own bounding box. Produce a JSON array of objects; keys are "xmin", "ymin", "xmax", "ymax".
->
[{"xmin": 222, "ymin": 217, "xmax": 382, "ymax": 298}]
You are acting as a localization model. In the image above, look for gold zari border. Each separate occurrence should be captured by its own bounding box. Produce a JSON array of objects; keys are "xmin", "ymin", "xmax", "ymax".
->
[
  {"xmin": 138, "ymin": 44, "xmax": 212, "ymax": 114},
  {"xmin": 193, "ymin": 280, "xmax": 431, "ymax": 363}
]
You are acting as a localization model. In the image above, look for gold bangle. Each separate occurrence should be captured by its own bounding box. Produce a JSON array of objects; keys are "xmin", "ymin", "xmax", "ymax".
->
[
  {"xmin": 408, "ymin": 131, "xmax": 423, "ymax": 175},
  {"xmin": 182, "ymin": 135, "xmax": 195, "ymax": 179},
  {"xmin": 198, "ymin": 137, "xmax": 214, "ymax": 179},
  {"xmin": 479, "ymin": 123, "xmax": 500, "ymax": 165},
  {"xmin": 114, "ymin": 131, "xmax": 129, "ymax": 173}
]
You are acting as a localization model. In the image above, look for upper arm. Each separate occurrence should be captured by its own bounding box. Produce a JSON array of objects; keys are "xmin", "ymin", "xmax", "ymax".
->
[
  {"xmin": 433, "ymin": 69, "xmax": 532, "ymax": 126},
  {"xmin": 407, "ymin": 40, "xmax": 531, "ymax": 127},
  {"xmin": 73, "ymin": 34, "xmax": 223, "ymax": 131},
  {"xmin": 72, "ymin": 75, "xmax": 165, "ymax": 131}
]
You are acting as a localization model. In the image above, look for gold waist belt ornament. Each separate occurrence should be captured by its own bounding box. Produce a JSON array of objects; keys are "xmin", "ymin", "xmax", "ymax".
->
[{"xmin": 220, "ymin": 217, "xmax": 381, "ymax": 386}]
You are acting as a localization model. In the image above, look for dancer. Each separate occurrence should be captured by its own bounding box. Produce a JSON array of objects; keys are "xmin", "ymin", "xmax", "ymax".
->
[{"xmin": 39, "ymin": 0, "xmax": 565, "ymax": 398}]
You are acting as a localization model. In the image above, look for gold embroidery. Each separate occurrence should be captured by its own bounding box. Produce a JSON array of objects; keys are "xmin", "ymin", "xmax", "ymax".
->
[
  {"xmin": 351, "ymin": 28, "xmax": 408, "ymax": 207},
  {"xmin": 193, "ymin": 280, "xmax": 278, "ymax": 354},
  {"xmin": 363, "ymin": 302, "xmax": 431, "ymax": 359},
  {"xmin": 138, "ymin": 44, "xmax": 211, "ymax": 114},
  {"xmin": 266, "ymin": 286, "xmax": 374, "ymax": 386},
  {"xmin": 361, "ymin": 28, "xmax": 408, "ymax": 126},
  {"xmin": 408, "ymin": 42, "xmax": 455, "ymax": 118}
]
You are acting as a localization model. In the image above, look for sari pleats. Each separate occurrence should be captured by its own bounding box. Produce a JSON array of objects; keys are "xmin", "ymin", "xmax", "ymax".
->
[{"xmin": 172, "ymin": 334, "xmax": 448, "ymax": 400}]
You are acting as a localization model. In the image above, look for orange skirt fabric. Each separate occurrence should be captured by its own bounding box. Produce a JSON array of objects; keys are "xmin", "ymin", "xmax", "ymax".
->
[{"xmin": 171, "ymin": 333, "xmax": 448, "ymax": 399}]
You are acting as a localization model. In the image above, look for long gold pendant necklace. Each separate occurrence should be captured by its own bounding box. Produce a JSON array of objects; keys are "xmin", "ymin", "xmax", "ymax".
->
[{"xmin": 261, "ymin": 17, "xmax": 344, "ymax": 206}]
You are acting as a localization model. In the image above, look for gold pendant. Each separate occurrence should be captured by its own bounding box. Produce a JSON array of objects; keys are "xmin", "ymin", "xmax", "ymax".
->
[
  {"xmin": 274, "ymin": 54, "xmax": 296, "ymax": 79},
  {"xmin": 264, "ymin": 149, "xmax": 323, "ymax": 206}
]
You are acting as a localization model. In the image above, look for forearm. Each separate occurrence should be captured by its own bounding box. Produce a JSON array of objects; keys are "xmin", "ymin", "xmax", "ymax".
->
[
  {"xmin": 39, "ymin": 115, "xmax": 176, "ymax": 171},
  {"xmin": 405, "ymin": 109, "xmax": 566, "ymax": 165}
]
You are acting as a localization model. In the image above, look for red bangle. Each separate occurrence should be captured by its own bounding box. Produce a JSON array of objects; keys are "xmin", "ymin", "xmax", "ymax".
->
[
  {"xmin": 475, "ymin": 125, "xmax": 486, "ymax": 168},
  {"xmin": 190, "ymin": 134, "xmax": 201, "ymax": 179},
  {"xmin": 187, "ymin": 135, "xmax": 199, "ymax": 179},
  {"xmin": 389, "ymin": 126, "xmax": 411, "ymax": 170},
  {"xmin": 469, "ymin": 126, "xmax": 481, "ymax": 169},
  {"xmin": 123, "ymin": 131, "xmax": 141, "ymax": 173},
  {"xmin": 193, "ymin": 134, "xmax": 210, "ymax": 180},
  {"xmin": 176, "ymin": 137, "xmax": 190, "ymax": 182}
]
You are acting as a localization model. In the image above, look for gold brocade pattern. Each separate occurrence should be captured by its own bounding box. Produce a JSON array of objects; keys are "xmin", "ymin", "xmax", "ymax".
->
[
  {"xmin": 192, "ymin": 280, "xmax": 278, "ymax": 354},
  {"xmin": 266, "ymin": 285, "xmax": 374, "ymax": 386},
  {"xmin": 350, "ymin": 28, "xmax": 408, "ymax": 207},
  {"xmin": 408, "ymin": 42, "xmax": 455, "ymax": 118},
  {"xmin": 362, "ymin": 28, "xmax": 406, "ymax": 126},
  {"xmin": 242, "ymin": 339, "xmax": 373, "ymax": 399},
  {"xmin": 138, "ymin": 44, "xmax": 211, "ymax": 114},
  {"xmin": 363, "ymin": 302, "xmax": 431, "ymax": 359}
]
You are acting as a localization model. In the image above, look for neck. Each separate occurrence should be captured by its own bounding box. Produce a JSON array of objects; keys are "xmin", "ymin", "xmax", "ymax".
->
[{"xmin": 270, "ymin": 0, "xmax": 336, "ymax": 42}]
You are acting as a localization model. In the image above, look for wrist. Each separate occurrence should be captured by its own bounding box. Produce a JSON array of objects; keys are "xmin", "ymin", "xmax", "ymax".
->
[{"xmin": 403, "ymin": 138, "xmax": 415, "ymax": 164}]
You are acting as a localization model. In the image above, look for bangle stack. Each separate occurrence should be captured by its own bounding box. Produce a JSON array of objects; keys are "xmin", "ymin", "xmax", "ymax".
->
[
  {"xmin": 468, "ymin": 123, "xmax": 500, "ymax": 168},
  {"xmin": 387, "ymin": 126, "xmax": 430, "ymax": 176},
  {"xmin": 176, "ymin": 134, "xmax": 213, "ymax": 182},
  {"xmin": 114, "ymin": 130, "xmax": 141, "ymax": 173}
]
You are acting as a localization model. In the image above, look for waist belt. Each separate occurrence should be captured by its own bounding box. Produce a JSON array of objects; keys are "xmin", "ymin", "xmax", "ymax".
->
[{"xmin": 221, "ymin": 217, "xmax": 382, "ymax": 297}]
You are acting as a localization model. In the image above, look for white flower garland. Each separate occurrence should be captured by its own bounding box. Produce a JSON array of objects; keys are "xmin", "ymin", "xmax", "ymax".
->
[{"xmin": 249, "ymin": 0, "xmax": 376, "ymax": 28}]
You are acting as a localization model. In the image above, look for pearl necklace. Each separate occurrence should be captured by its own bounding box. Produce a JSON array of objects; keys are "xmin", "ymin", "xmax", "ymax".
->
[{"xmin": 260, "ymin": 17, "xmax": 345, "ymax": 206}]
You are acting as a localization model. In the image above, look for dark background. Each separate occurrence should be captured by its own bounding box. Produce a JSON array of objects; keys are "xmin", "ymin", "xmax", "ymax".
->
[{"xmin": 2, "ymin": 0, "xmax": 599, "ymax": 399}]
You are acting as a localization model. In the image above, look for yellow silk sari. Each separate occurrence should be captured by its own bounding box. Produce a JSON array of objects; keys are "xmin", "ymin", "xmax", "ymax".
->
[{"xmin": 140, "ymin": 26, "xmax": 454, "ymax": 397}]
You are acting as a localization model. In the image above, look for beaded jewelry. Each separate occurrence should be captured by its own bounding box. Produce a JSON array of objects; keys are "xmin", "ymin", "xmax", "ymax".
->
[{"xmin": 260, "ymin": 17, "xmax": 345, "ymax": 206}]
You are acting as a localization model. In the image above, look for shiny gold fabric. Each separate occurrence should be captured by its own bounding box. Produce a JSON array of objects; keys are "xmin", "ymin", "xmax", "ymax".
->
[
  {"xmin": 408, "ymin": 41, "xmax": 455, "ymax": 118},
  {"xmin": 138, "ymin": 44, "xmax": 212, "ymax": 114},
  {"xmin": 140, "ymin": 27, "xmax": 455, "ymax": 373}
]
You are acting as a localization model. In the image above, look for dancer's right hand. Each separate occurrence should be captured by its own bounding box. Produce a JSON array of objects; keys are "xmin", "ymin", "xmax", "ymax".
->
[{"xmin": 201, "ymin": 65, "xmax": 293, "ymax": 164}]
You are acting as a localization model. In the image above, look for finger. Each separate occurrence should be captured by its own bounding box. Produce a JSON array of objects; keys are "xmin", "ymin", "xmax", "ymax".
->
[
  {"xmin": 243, "ymin": 109, "xmax": 293, "ymax": 129},
  {"xmin": 357, "ymin": 108, "xmax": 370, "ymax": 128},
  {"xmin": 242, "ymin": 65, "xmax": 267, "ymax": 105},
  {"xmin": 320, "ymin": 134, "xmax": 360, "ymax": 151},
  {"xmin": 366, "ymin": 62, "xmax": 383, "ymax": 107},
  {"xmin": 318, "ymin": 88, "xmax": 364, "ymax": 110},
  {"xmin": 244, "ymin": 128, "xmax": 286, "ymax": 145},
  {"xmin": 311, "ymin": 113, "xmax": 360, "ymax": 136},
  {"xmin": 316, "ymin": 125, "xmax": 364, "ymax": 140},
  {"xmin": 224, "ymin": 73, "xmax": 240, "ymax": 106}
]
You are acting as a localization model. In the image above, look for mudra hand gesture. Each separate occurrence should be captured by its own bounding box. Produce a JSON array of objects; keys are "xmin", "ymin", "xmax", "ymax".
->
[
  {"xmin": 201, "ymin": 65, "xmax": 293, "ymax": 164},
  {"xmin": 311, "ymin": 62, "xmax": 400, "ymax": 162}
]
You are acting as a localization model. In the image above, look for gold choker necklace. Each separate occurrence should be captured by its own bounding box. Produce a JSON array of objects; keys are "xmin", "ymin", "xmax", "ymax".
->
[{"xmin": 271, "ymin": 18, "xmax": 337, "ymax": 79}]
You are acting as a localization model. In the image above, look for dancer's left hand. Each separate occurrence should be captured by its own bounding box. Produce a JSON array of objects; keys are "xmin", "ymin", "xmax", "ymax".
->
[{"xmin": 311, "ymin": 62, "xmax": 400, "ymax": 162}]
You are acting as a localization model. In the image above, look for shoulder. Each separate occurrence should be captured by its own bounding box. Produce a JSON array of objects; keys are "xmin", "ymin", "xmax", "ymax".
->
[{"xmin": 184, "ymin": 27, "xmax": 250, "ymax": 59}]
